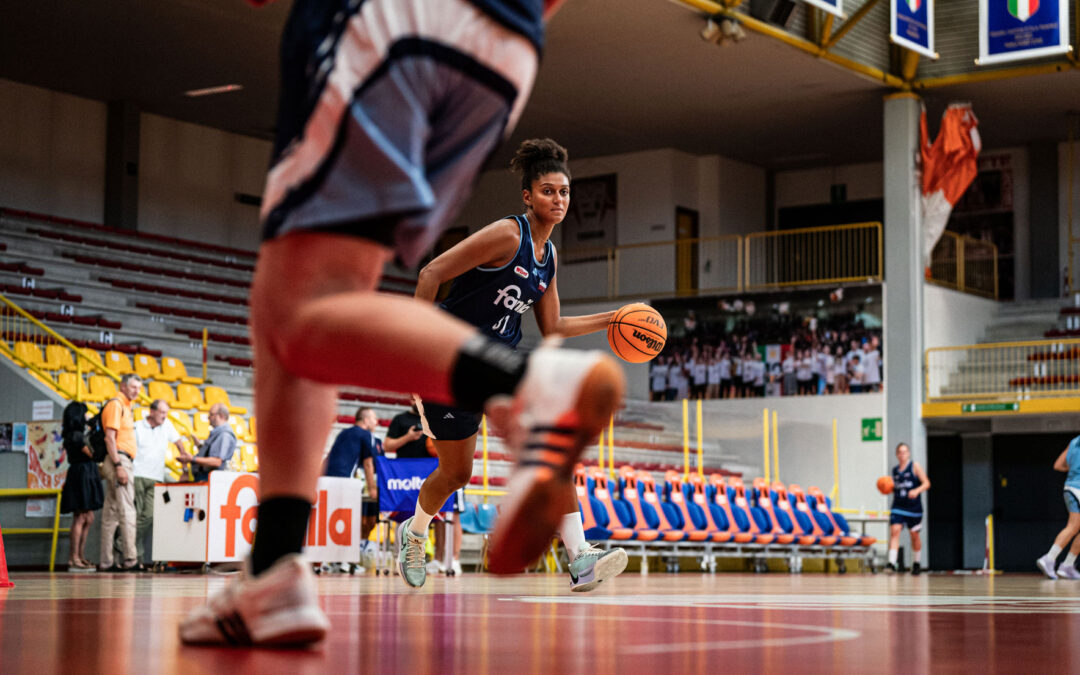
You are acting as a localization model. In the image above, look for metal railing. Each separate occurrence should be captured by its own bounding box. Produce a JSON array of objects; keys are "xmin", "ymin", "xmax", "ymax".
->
[
  {"xmin": 925, "ymin": 338, "xmax": 1080, "ymax": 402},
  {"xmin": 927, "ymin": 231, "xmax": 999, "ymax": 300},
  {"xmin": 744, "ymin": 222, "xmax": 882, "ymax": 291},
  {"xmin": 559, "ymin": 223, "xmax": 882, "ymax": 301},
  {"xmin": 0, "ymin": 488, "xmax": 67, "ymax": 572}
]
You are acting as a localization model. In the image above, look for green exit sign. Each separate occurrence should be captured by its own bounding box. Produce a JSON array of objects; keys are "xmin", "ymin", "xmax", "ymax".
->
[
  {"xmin": 861, "ymin": 418, "xmax": 883, "ymax": 442},
  {"xmin": 961, "ymin": 402, "xmax": 1019, "ymax": 413}
]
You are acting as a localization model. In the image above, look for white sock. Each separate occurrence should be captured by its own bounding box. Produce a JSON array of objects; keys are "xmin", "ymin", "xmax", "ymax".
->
[
  {"xmin": 1064, "ymin": 552, "xmax": 1077, "ymax": 568},
  {"xmin": 1047, "ymin": 544, "xmax": 1064, "ymax": 560},
  {"xmin": 888, "ymin": 548, "xmax": 898, "ymax": 566},
  {"xmin": 409, "ymin": 500, "xmax": 434, "ymax": 538},
  {"xmin": 559, "ymin": 512, "xmax": 587, "ymax": 560}
]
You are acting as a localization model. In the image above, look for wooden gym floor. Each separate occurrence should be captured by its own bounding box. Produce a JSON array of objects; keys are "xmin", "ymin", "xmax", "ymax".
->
[{"xmin": 1, "ymin": 570, "xmax": 1077, "ymax": 673}]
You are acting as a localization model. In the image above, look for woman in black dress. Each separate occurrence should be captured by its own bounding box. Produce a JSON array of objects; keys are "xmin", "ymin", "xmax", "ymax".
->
[{"xmin": 59, "ymin": 401, "xmax": 103, "ymax": 569}]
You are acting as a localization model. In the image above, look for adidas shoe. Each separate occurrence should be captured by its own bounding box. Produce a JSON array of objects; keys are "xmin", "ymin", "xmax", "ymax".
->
[
  {"xmin": 397, "ymin": 517, "xmax": 428, "ymax": 588},
  {"xmin": 487, "ymin": 346, "xmax": 625, "ymax": 574},
  {"xmin": 1058, "ymin": 564, "xmax": 1080, "ymax": 580},
  {"xmin": 178, "ymin": 554, "xmax": 329, "ymax": 646},
  {"xmin": 1036, "ymin": 554, "xmax": 1058, "ymax": 580},
  {"xmin": 568, "ymin": 545, "xmax": 628, "ymax": 592}
]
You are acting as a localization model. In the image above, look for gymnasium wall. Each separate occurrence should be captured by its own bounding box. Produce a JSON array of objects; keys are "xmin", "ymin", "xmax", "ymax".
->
[{"xmin": 922, "ymin": 283, "xmax": 999, "ymax": 349}]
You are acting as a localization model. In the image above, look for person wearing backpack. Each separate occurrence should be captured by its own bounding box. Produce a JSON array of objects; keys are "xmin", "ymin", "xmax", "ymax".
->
[
  {"xmin": 59, "ymin": 401, "xmax": 104, "ymax": 570},
  {"xmin": 98, "ymin": 374, "xmax": 142, "ymax": 572}
]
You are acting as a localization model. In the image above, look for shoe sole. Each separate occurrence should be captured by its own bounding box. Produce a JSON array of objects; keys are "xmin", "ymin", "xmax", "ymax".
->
[
  {"xmin": 1036, "ymin": 558, "xmax": 1057, "ymax": 580},
  {"xmin": 571, "ymin": 548, "xmax": 629, "ymax": 593},
  {"xmin": 488, "ymin": 357, "xmax": 625, "ymax": 575},
  {"xmin": 396, "ymin": 520, "xmax": 427, "ymax": 588}
]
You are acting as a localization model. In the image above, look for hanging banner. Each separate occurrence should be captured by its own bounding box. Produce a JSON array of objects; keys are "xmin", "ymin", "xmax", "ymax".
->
[
  {"xmin": 890, "ymin": 0, "xmax": 936, "ymax": 58},
  {"xmin": 978, "ymin": 0, "xmax": 1071, "ymax": 65},
  {"xmin": 803, "ymin": 0, "xmax": 843, "ymax": 18}
]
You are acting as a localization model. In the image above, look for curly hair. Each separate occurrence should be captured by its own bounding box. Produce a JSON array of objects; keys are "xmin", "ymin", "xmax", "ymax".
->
[{"xmin": 510, "ymin": 138, "xmax": 570, "ymax": 191}]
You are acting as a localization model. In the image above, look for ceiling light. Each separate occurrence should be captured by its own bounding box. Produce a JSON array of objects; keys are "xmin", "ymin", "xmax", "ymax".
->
[
  {"xmin": 184, "ymin": 84, "xmax": 244, "ymax": 98},
  {"xmin": 700, "ymin": 18, "xmax": 721, "ymax": 44}
]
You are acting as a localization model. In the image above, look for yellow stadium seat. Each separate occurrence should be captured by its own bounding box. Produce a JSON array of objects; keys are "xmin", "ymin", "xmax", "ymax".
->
[
  {"xmin": 193, "ymin": 412, "xmax": 211, "ymax": 440},
  {"xmin": 14, "ymin": 341, "xmax": 46, "ymax": 369},
  {"xmin": 148, "ymin": 381, "xmax": 179, "ymax": 408},
  {"xmin": 104, "ymin": 350, "xmax": 134, "ymax": 375},
  {"xmin": 55, "ymin": 372, "xmax": 86, "ymax": 399},
  {"xmin": 74, "ymin": 349, "xmax": 104, "ymax": 373},
  {"xmin": 160, "ymin": 357, "xmax": 204, "ymax": 385},
  {"xmin": 176, "ymin": 383, "xmax": 210, "ymax": 412},
  {"xmin": 134, "ymin": 406, "xmax": 145, "ymax": 421},
  {"xmin": 228, "ymin": 416, "xmax": 256, "ymax": 443},
  {"xmin": 167, "ymin": 411, "xmax": 198, "ymax": 443},
  {"xmin": 248, "ymin": 416, "xmax": 257, "ymax": 443},
  {"xmin": 205, "ymin": 386, "xmax": 248, "ymax": 415},
  {"xmin": 42, "ymin": 344, "xmax": 73, "ymax": 371},
  {"xmin": 86, "ymin": 375, "xmax": 118, "ymax": 403},
  {"xmin": 239, "ymin": 444, "xmax": 259, "ymax": 472},
  {"xmin": 133, "ymin": 354, "xmax": 163, "ymax": 381}
]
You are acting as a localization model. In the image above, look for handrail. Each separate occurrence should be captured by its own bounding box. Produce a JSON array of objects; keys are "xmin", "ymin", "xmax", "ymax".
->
[
  {"xmin": 0, "ymin": 488, "xmax": 67, "ymax": 572},
  {"xmin": 925, "ymin": 337, "xmax": 1080, "ymax": 402}
]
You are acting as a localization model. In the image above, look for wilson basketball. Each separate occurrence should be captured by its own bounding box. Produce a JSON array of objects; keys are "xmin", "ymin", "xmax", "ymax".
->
[
  {"xmin": 876, "ymin": 475, "xmax": 894, "ymax": 495},
  {"xmin": 607, "ymin": 303, "xmax": 667, "ymax": 363}
]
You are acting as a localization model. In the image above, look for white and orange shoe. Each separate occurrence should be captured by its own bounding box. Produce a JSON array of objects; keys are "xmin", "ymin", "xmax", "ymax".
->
[
  {"xmin": 487, "ymin": 345, "xmax": 625, "ymax": 574},
  {"xmin": 179, "ymin": 554, "xmax": 329, "ymax": 646}
]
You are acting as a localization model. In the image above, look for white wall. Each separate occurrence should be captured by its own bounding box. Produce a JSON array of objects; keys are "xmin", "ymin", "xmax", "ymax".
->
[
  {"xmin": 1060, "ymin": 139, "xmax": 1080, "ymax": 295},
  {"xmin": 139, "ymin": 113, "xmax": 268, "ymax": 251},
  {"xmin": 0, "ymin": 79, "xmax": 106, "ymax": 222},
  {"xmin": 774, "ymin": 161, "xmax": 884, "ymax": 210},
  {"xmin": 922, "ymin": 282, "xmax": 999, "ymax": 349}
]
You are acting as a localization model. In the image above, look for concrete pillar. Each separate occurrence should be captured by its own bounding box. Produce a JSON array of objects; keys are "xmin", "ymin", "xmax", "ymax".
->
[
  {"xmin": 104, "ymin": 100, "xmax": 140, "ymax": 231},
  {"xmin": 883, "ymin": 93, "xmax": 929, "ymax": 559},
  {"xmin": 1029, "ymin": 140, "xmax": 1060, "ymax": 298},
  {"xmin": 960, "ymin": 433, "xmax": 993, "ymax": 568}
]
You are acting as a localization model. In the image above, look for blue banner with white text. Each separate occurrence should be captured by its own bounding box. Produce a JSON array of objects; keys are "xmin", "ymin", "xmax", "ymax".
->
[
  {"xmin": 375, "ymin": 456, "xmax": 454, "ymax": 513},
  {"xmin": 890, "ymin": 0, "xmax": 935, "ymax": 58},
  {"xmin": 803, "ymin": 0, "xmax": 843, "ymax": 18},
  {"xmin": 979, "ymin": 0, "xmax": 1070, "ymax": 65}
]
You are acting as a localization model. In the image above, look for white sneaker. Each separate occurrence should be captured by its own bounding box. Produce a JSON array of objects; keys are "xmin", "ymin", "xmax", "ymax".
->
[
  {"xmin": 450, "ymin": 560, "xmax": 463, "ymax": 576},
  {"xmin": 179, "ymin": 554, "xmax": 329, "ymax": 646},
  {"xmin": 1058, "ymin": 564, "xmax": 1080, "ymax": 580},
  {"xmin": 1036, "ymin": 554, "xmax": 1058, "ymax": 580},
  {"xmin": 488, "ymin": 346, "xmax": 625, "ymax": 574},
  {"xmin": 426, "ymin": 560, "xmax": 445, "ymax": 575}
]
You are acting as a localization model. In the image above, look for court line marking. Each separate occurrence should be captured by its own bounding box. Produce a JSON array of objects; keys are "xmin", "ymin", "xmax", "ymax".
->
[{"xmin": 507, "ymin": 593, "xmax": 1080, "ymax": 614}]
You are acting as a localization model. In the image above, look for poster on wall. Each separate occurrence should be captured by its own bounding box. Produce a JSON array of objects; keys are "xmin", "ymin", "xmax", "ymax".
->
[
  {"xmin": 12, "ymin": 423, "xmax": 28, "ymax": 453},
  {"xmin": 25, "ymin": 421, "xmax": 68, "ymax": 517},
  {"xmin": 0, "ymin": 423, "xmax": 12, "ymax": 452},
  {"xmin": 560, "ymin": 174, "xmax": 616, "ymax": 263},
  {"xmin": 890, "ymin": 0, "xmax": 936, "ymax": 58},
  {"xmin": 979, "ymin": 0, "xmax": 1070, "ymax": 64},
  {"xmin": 803, "ymin": 0, "xmax": 843, "ymax": 17}
]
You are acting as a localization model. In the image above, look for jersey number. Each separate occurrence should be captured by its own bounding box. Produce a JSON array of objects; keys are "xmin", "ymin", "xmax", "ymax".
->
[{"xmin": 492, "ymin": 314, "xmax": 511, "ymax": 335}]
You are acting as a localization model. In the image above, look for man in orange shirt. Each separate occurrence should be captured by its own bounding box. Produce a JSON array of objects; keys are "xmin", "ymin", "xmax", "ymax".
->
[{"xmin": 99, "ymin": 373, "xmax": 142, "ymax": 571}]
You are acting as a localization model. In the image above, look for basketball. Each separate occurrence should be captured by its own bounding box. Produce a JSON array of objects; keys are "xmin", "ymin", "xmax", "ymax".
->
[
  {"xmin": 876, "ymin": 475, "xmax": 894, "ymax": 495},
  {"xmin": 607, "ymin": 303, "xmax": 667, "ymax": 363}
]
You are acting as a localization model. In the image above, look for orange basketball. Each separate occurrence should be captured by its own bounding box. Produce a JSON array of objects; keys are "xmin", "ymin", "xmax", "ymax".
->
[
  {"xmin": 876, "ymin": 475, "xmax": 894, "ymax": 495},
  {"xmin": 607, "ymin": 303, "xmax": 667, "ymax": 364}
]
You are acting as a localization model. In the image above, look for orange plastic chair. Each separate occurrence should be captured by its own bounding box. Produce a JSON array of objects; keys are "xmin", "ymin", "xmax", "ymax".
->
[
  {"xmin": 727, "ymin": 477, "xmax": 777, "ymax": 545},
  {"xmin": 807, "ymin": 486, "xmax": 872, "ymax": 546},
  {"xmin": 788, "ymin": 484, "xmax": 838, "ymax": 546},
  {"xmin": 573, "ymin": 465, "xmax": 635, "ymax": 541},
  {"xmin": 751, "ymin": 478, "xmax": 796, "ymax": 545},
  {"xmin": 620, "ymin": 468, "xmax": 685, "ymax": 542},
  {"xmin": 590, "ymin": 468, "xmax": 655, "ymax": 541},
  {"xmin": 662, "ymin": 471, "xmax": 711, "ymax": 542},
  {"xmin": 686, "ymin": 473, "xmax": 733, "ymax": 543},
  {"xmin": 771, "ymin": 482, "xmax": 820, "ymax": 546},
  {"xmin": 707, "ymin": 475, "xmax": 756, "ymax": 544}
]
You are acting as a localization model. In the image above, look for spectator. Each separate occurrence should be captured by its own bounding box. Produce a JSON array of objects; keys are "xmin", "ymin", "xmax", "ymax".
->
[
  {"xmin": 385, "ymin": 403, "xmax": 429, "ymax": 458},
  {"xmin": 848, "ymin": 354, "xmax": 865, "ymax": 393},
  {"xmin": 650, "ymin": 356, "xmax": 670, "ymax": 402},
  {"xmin": 823, "ymin": 345, "xmax": 836, "ymax": 394},
  {"xmin": 59, "ymin": 401, "xmax": 103, "ymax": 570},
  {"xmin": 99, "ymin": 373, "xmax": 142, "ymax": 572},
  {"xmin": 180, "ymin": 403, "xmax": 237, "ymax": 481},
  {"xmin": 810, "ymin": 344, "xmax": 823, "ymax": 395},
  {"xmin": 796, "ymin": 349, "xmax": 813, "ymax": 395},
  {"xmin": 719, "ymin": 349, "xmax": 733, "ymax": 399},
  {"xmin": 862, "ymin": 340, "xmax": 882, "ymax": 392},
  {"xmin": 752, "ymin": 353, "xmax": 766, "ymax": 398},
  {"xmin": 690, "ymin": 347, "xmax": 708, "ymax": 400},
  {"xmin": 833, "ymin": 344, "xmax": 849, "ymax": 394},
  {"xmin": 706, "ymin": 349, "xmax": 722, "ymax": 399},
  {"xmin": 132, "ymin": 399, "xmax": 184, "ymax": 568},
  {"xmin": 324, "ymin": 407, "xmax": 383, "ymax": 542},
  {"xmin": 781, "ymin": 350, "xmax": 796, "ymax": 396}
]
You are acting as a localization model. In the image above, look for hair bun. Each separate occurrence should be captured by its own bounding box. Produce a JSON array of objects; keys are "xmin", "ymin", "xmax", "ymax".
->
[{"xmin": 510, "ymin": 138, "xmax": 570, "ymax": 190}]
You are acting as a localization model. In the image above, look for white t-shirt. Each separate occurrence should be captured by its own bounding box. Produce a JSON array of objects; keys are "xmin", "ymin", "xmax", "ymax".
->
[
  {"xmin": 707, "ymin": 362, "xmax": 722, "ymax": 384},
  {"xmin": 796, "ymin": 357, "xmax": 812, "ymax": 381},
  {"xmin": 810, "ymin": 351, "xmax": 823, "ymax": 376},
  {"xmin": 833, "ymin": 355, "xmax": 847, "ymax": 378},
  {"xmin": 824, "ymin": 353, "xmax": 836, "ymax": 384},
  {"xmin": 742, "ymin": 358, "xmax": 755, "ymax": 383},
  {"xmin": 719, "ymin": 357, "xmax": 731, "ymax": 380},
  {"xmin": 862, "ymin": 349, "xmax": 882, "ymax": 384},
  {"xmin": 668, "ymin": 364, "xmax": 683, "ymax": 389},
  {"xmin": 782, "ymin": 356, "xmax": 795, "ymax": 374},
  {"xmin": 651, "ymin": 363, "xmax": 669, "ymax": 392},
  {"xmin": 133, "ymin": 418, "xmax": 182, "ymax": 482},
  {"xmin": 849, "ymin": 361, "xmax": 865, "ymax": 384},
  {"xmin": 753, "ymin": 361, "xmax": 766, "ymax": 386},
  {"xmin": 693, "ymin": 362, "xmax": 708, "ymax": 385}
]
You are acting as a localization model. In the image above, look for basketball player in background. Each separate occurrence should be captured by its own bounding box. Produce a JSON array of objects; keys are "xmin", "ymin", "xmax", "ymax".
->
[
  {"xmin": 399, "ymin": 139, "xmax": 628, "ymax": 593},
  {"xmin": 1035, "ymin": 435, "xmax": 1080, "ymax": 579},
  {"xmin": 180, "ymin": 0, "xmax": 626, "ymax": 647},
  {"xmin": 887, "ymin": 442, "xmax": 930, "ymax": 575}
]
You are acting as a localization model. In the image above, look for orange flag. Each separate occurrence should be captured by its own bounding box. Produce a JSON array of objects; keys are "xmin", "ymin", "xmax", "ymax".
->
[{"xmin": 921, "ymin": 104, "xmax": 981, "ymax": 265}]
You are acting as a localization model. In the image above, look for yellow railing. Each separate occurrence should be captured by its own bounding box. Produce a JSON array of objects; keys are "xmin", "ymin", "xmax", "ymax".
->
[
  {"xmin": 0, "ymin": 488, "xmax": 67, "ymax": 572},
  {"xmin": 559, "ymin": 223, "xmax": 883, "ymax": 301},
  {"xmin": 925, "ymin": 338, "xmax": 1080, "ymax": 402},
  {"xmin": 744, "ymin": 222, "xmax": 883, "ymax": 291},
  {"xmin": 927, "ymin": 231, "xmax": 999, "ymax": 300}
]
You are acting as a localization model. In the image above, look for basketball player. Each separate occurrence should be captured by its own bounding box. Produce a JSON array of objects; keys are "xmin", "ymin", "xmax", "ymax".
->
[
  {"xmin": 398, "ymin": 139, "xmax": 628, "ymax": 593},
  {"xmin": 1035, "ymin": 435, "xmax": 1080, "ymax": 579},
  {"xmin": 179, "ymin": 0, "xmax": 626, "ymax": 647},
  {"xmin": 887, "ymin": 442, "xmax": 930, "ymax": 574}
]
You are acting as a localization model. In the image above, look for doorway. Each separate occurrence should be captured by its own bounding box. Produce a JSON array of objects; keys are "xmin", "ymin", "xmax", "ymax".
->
[{"xmin": 675, "ymin": 207, "xmax": 699, "ymax": 296}]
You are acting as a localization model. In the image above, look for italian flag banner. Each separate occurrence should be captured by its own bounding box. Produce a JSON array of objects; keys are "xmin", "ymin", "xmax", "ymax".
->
[{"xmin": 920, "ymin": 104, "xmax": 981, "ymax": 266}]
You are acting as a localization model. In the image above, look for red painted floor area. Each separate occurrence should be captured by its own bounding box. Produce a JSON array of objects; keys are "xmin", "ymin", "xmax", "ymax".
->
[{"xmin": 2, "ymin": 571, "xmax": 1078, "ymax": 674}]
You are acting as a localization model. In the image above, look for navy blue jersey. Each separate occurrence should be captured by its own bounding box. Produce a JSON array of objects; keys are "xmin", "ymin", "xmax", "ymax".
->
[
  {"xmin": 324, "ymin": 427, "xmax": 382, "ymax": 478},
  {"xmin": 465, "ymin": 0, "xmax": 545, "ymax": 52},
  {"xmin": 439, "ymin": 214, "xmax": 554, "ymax": 348},
  {"xmin": 891, "ymin": 462, "xmax": 923, "ymax": 516}
]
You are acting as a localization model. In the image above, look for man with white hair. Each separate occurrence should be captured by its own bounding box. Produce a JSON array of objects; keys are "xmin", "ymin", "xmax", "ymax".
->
[{"xmin": 132, "ymin": 398, "xmax": 184, "ymax": 567}]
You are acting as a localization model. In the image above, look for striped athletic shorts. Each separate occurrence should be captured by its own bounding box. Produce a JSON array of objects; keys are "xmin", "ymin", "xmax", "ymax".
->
[{"xmin": 261, "ymin": 0, "xmax": 539, "ymax": 267}]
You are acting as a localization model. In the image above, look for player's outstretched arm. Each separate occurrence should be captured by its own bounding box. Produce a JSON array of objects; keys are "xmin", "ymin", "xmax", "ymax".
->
[
  {"xmin": 534, "ymin": 251, "xmax": 615, "ymax": 338},
  {"xmin": 415, "ymin": 219, "xmax": 521, "ymax": 302}
]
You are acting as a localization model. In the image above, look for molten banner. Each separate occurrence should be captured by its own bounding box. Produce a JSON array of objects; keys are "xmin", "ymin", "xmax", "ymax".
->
[
  {"xmin": 979, "ymin": 0, "xmax": 1070, "ymax": 64},
  {"xmin": 375, "ymin": 456, "xmax": 455, "ymax": 513}
]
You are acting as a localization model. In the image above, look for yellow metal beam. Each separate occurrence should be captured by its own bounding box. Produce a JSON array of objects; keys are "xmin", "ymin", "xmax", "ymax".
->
[
  {"xmin": 922, "ymin": 397, "xmax": 1080, "ymax": 418},
  {"xmin": 900, "ymin": 50, "xmax": 920, "ymax": 82},
  {"xmin": 913, "ymin": 60, "xmax": 1076, "ymax": 89},
  {"xmin": 819, "ymin": 13, "xmax": 835, "ymax": 48},
  {"xmin": 821, "ymin": 0, "xmax": 881, "ymax": 50}
]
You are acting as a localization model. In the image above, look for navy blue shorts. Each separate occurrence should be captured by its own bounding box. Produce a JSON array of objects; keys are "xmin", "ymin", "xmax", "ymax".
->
[
  {"xmin": 362, "ymin": 500, "xmax": 379, "ymax": 518},
  {"xmin": 890, "ymin": 512, "xmax": 923, "ymax": 532},
  {"xmin": 261, "ymin": 0, "xmax": 539, "ymax": 267},
  {"xmin": 420, "ymin": 401, "xmax": 483, "ymax": 441}
]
